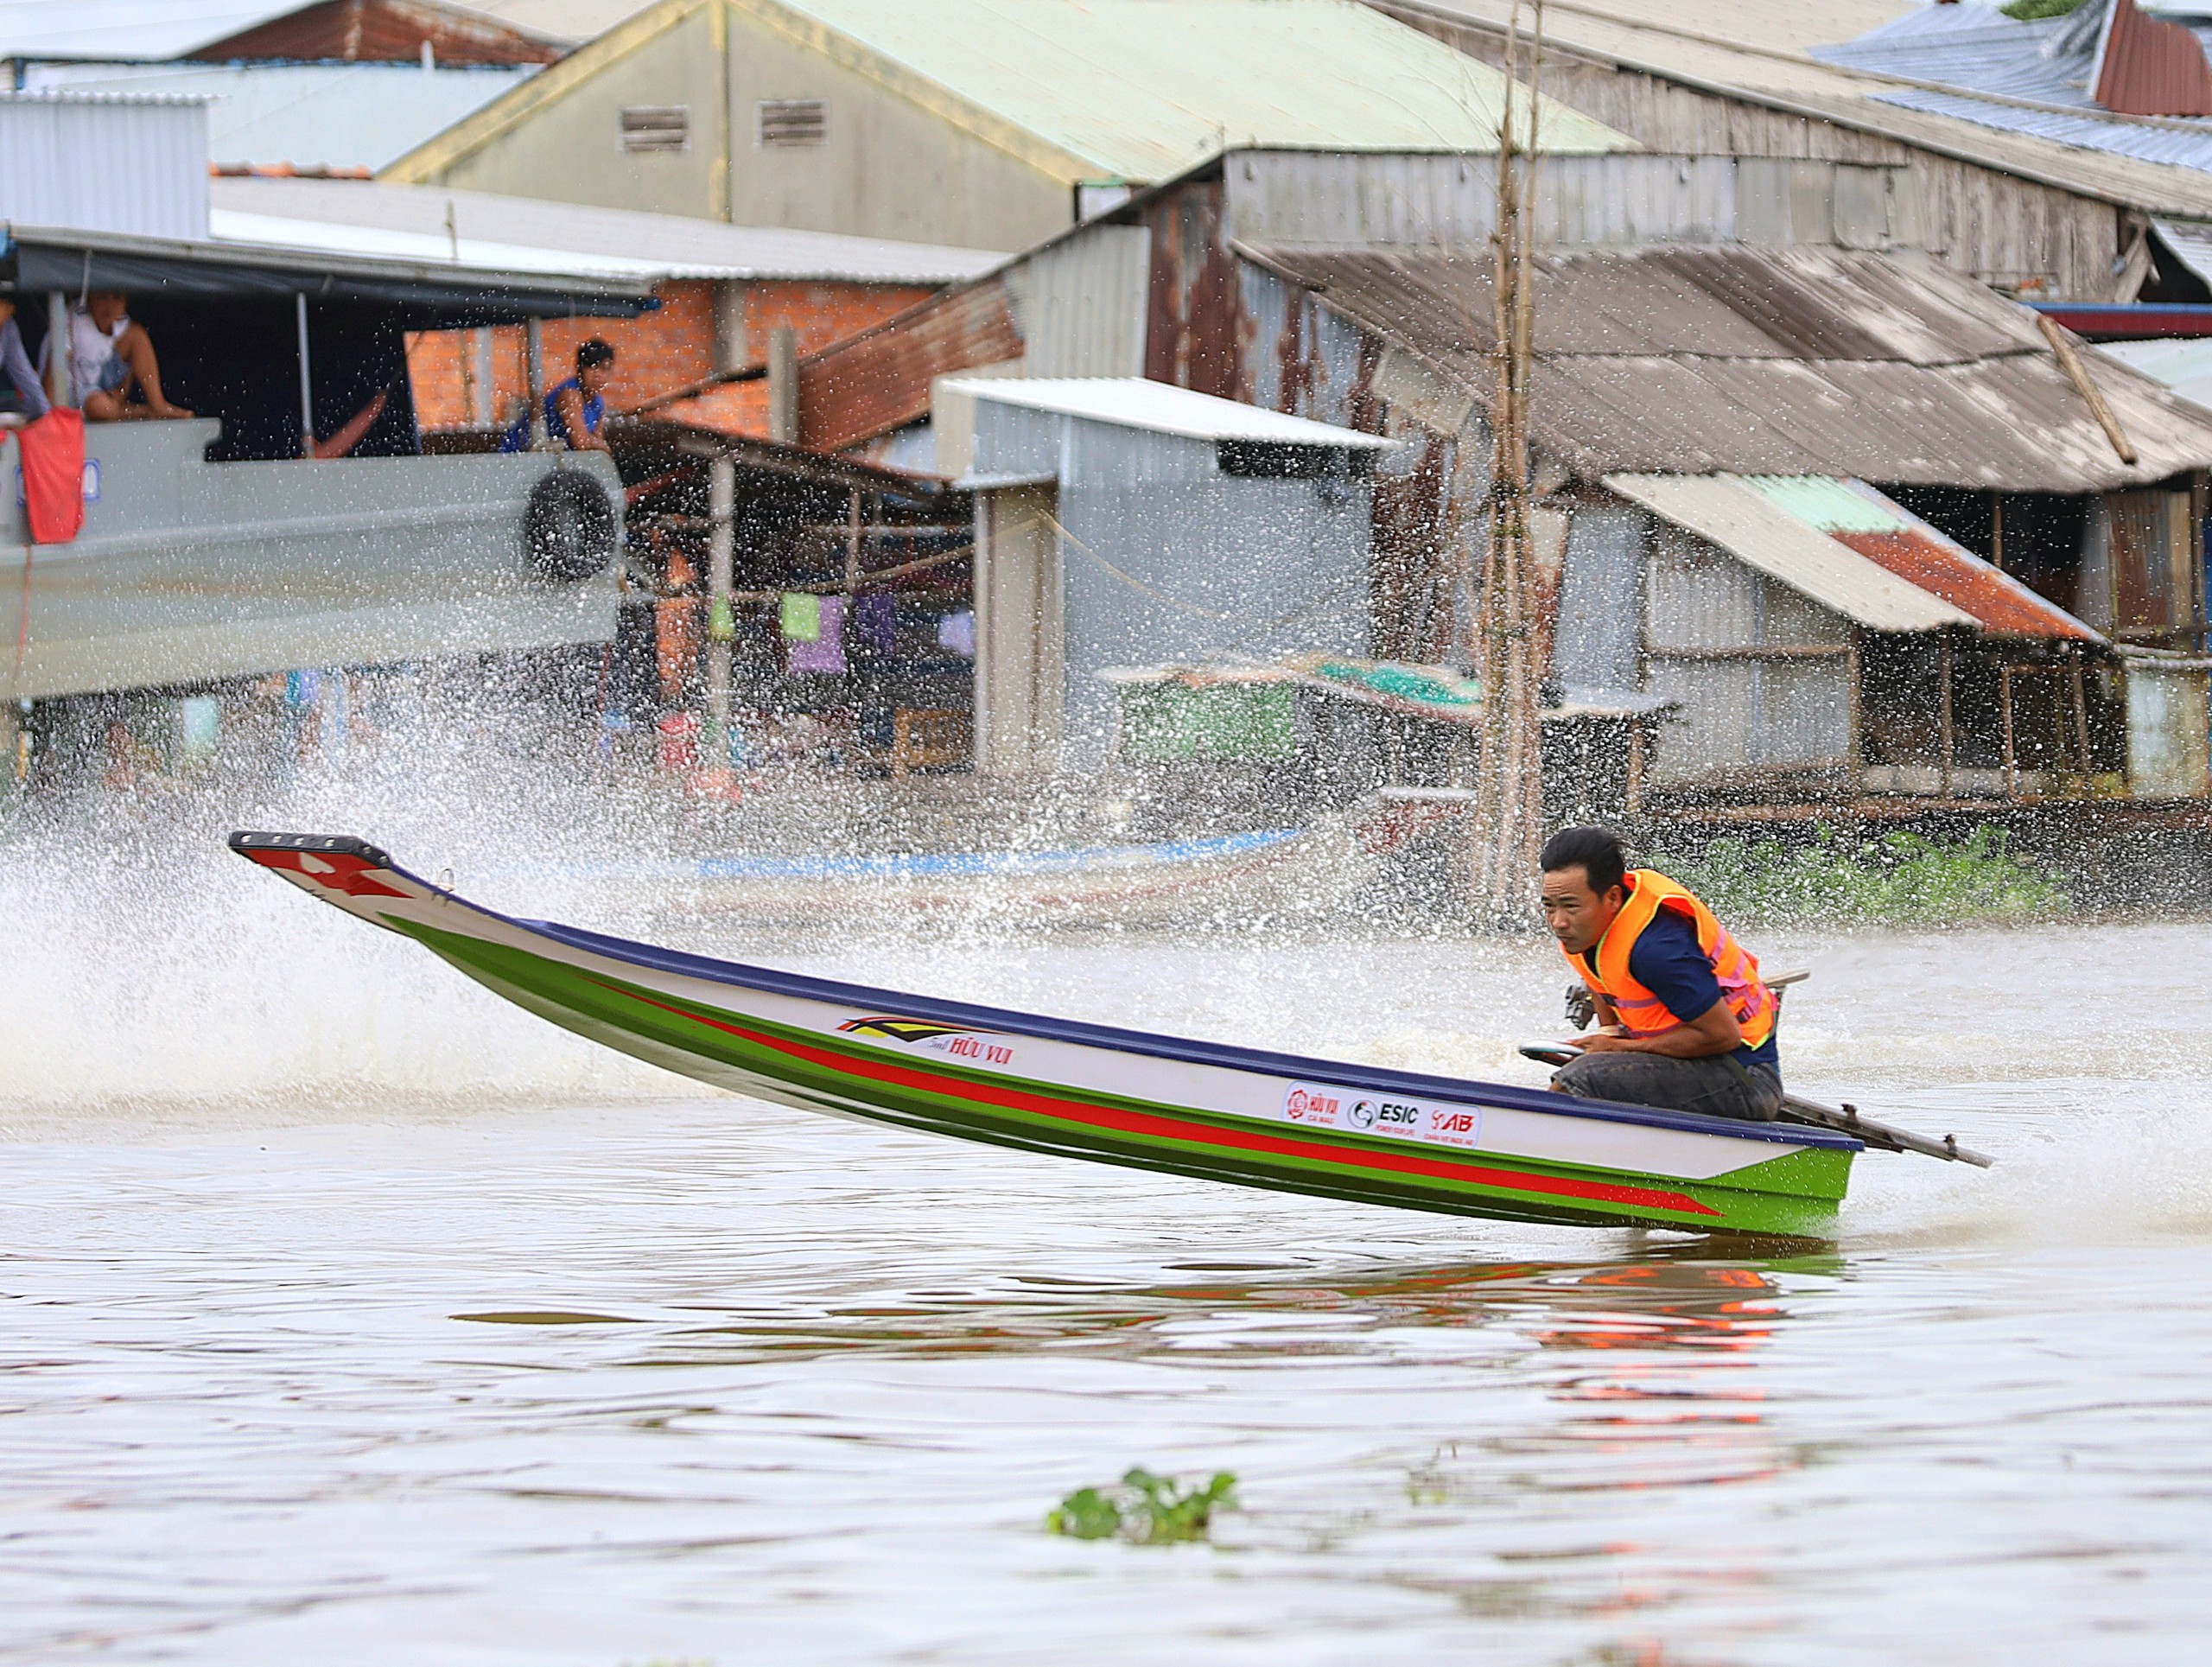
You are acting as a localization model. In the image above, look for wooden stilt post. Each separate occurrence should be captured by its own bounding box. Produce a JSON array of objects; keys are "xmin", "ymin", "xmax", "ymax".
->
[
  {"xmin": 2069, "ymin": 647, "xmax": 2093, "ymax": 791},
  {"xmin": 1999, "ymin": 665, "xmax": 2018, "ymax": 800},
  {"xmin": 844, "ymin": 490, "xmax": 862, "ymax": 595},
  {"xmin": 1938, "ymin": 632, "xmax": 1955, "ymax": 799},
  {"xmin": 707, "ymin": 455, "xmax": 736, "ymax": 764},
  {"xmin": 525, "ymin": 319, "xmax": 549, "ymax": 449}
]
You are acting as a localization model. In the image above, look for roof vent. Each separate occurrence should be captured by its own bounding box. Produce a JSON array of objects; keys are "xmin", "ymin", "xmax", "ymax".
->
[
  {"xmin": 620, "ymin": 105, "xmax": 690, "ymax": 153},
  {"xmin": 759, "ymin": 99, "xmax": 826, "ymax": 148}
]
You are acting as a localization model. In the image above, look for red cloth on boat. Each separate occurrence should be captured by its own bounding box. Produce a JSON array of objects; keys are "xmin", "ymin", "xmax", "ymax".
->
[{"xmin": 17, "ymin": 407, "xmax": 85, "ymax": 544}]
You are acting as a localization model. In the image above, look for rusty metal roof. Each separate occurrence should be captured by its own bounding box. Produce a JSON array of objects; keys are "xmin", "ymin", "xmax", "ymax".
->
[
  {"xmin": 1250, "ymin": 241, "xmax": 2212, "ymax": 491},
  {"xmin": 2093, "ymin": 0, "xmax": 2212, "ymax": 118},
  {"xmin": 1607, "ymin": 472, "xmax": 2098, "ymax": 639},
  {"xmin": 801, "ymin": 278, "xmax": 1024, "ymax": 452},
  {"xmin": 1743, "ymin": 475, "xmax": 2098, "ymax": 639}
]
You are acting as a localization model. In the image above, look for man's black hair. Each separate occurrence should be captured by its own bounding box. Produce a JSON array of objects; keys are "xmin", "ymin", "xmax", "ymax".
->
[
  {"xmin": 576, "ymin": 337, "xmax": 616, "ymax": 372},
  {"xmin": 1540, "ymin": 825, "xmax": 1626, "ymax": 896}
]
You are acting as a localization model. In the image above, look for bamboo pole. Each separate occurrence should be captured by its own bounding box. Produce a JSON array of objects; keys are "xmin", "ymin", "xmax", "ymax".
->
[
  {"xmin": 2036, "ymin": 313, "xmax": 2136, "ymax": 466},
  {"xmin": 1466, "ymin": 0, "xmax": 1548, "ymax": 924}
]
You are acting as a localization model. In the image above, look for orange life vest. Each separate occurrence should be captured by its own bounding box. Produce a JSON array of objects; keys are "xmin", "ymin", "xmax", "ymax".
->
[{"xmin": 1563, "ymin": 869, "xmax": 1777, "ymax": 1050}]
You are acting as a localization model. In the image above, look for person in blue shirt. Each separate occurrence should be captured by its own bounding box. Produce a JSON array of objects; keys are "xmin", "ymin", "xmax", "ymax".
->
[
  {"xmin": 501, "ymin": 337, "xmax": 616, "ymax": 453},
  {"xmin": 1539, "ymin": 825, "xmax": 1784, "ymax": 1122}
]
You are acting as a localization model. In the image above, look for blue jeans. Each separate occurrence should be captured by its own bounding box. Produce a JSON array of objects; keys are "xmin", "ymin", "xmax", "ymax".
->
[{"xmin": 1553, "ymin": 1050, "xmax": 1783, "ymax": 1122}]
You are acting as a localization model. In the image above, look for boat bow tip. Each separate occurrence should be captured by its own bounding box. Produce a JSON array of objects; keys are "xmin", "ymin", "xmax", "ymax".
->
[
  {"xmin": 228, "ymin": 830, "xmax": 395, "ymax": 866},
  {"xmin": 227, "ymin": 830, "xmax": 417, "ymax": 913}
]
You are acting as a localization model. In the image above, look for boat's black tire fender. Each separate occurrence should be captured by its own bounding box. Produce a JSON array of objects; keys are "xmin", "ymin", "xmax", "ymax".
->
[{"xmin": 524, "ymin": 469, "xmax": 617, "ymax": 583}]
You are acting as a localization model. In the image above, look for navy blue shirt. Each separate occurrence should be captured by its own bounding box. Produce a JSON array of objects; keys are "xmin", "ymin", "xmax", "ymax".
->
[
  {"xmin": 498, "ymin": 378, "xmax": 605, "ymax": 452},
  {"xmin": 1583, "ymin": 908, "xmax": 1779, "ymax": 1072}
]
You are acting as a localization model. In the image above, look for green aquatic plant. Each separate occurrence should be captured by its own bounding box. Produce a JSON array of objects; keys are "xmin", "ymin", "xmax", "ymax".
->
[
  {"xmin": 1646, "ymin": 824, "xmax": 2069, "ymax": 929},
  {"xmin": 1046, "ymin": 1467, "xmax": 1238, "ymax": 1544}
]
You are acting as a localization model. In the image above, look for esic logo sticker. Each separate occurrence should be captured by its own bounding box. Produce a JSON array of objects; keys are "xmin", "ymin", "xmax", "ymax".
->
[{"xmin": 1285, "ymin": 1086, "xmax": 1484, "ymax": 1149}]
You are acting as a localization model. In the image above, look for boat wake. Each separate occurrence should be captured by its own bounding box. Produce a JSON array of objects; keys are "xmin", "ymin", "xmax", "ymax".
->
[{"xmin": 8, "ymin": 785, "xmax": 2211, "ymax": 1245}]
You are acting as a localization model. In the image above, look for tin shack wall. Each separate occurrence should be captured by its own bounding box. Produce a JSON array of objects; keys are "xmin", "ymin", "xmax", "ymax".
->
[
  {"xmin": 969, "ymin": 401, "xmax": 1373, "ymax": 767},
  {"xmin": 1643, "ymin": 523, "xmax": 1857, "ymax": 786},
  {"xmin": 0, "ymin": 96, "xmax": 210, "ymax": 240},
  {"xmin": 1369, "ymin": 0, "xmax": 2128, "ymax": 299}
]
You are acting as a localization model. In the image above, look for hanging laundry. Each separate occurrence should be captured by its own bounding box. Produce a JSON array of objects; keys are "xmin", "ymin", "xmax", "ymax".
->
[
  {"xmin": 937, "ymin": 609, "xmax": 976, "ymax": 658},
  {"xmin": 787, "ymin": 595, "xmax": 847, "ymax": 673},
  {"xmin": 854, "ymin": 592, "xmax": 897, "ymax": 658},
  {"xmin": 17, "ymin": 406, "xmax": 86, "ymax": 544},
  {"xmin": 779, "ymin": 590, "xmax": 822, "ymax": 641}
]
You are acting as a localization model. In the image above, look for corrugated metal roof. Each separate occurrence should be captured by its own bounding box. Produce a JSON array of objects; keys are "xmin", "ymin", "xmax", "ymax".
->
[
  {"xmin": 2152, "ymin": 213, "xmax": 2212, "ymax": 286},
  {"xmin": 0, "ymin": 2, "xmax": 301, "ymax": 60},
  {"xmin": 1742, "ymin": 474, "xmax": 2098, "ymax": 639},
  {"xmin": 21, "ymin": 60, "xmax": 535, "ymax": 172},
  {"xmin": 1868, "ymin": 86, "xmax": 2212, "ymax": 173},
  {"xmin": 210, "ymin": 176, "xmax": 1008, "ymax": 283},
  {"xmin": 742, "ymin": 0, "xmax": 1633, "ymax": 182},
  {"xmin": 207, "ymin": 207, "xmax": 677, "ymax": 280},
  {"xmin": 2089, "ymin": 0, "xmax": 2212, "ymax": 118},
  {"xmin": 803, "ymin": 280, "xmax": 1026, "ymax": 451},
  {"xmin": 1253, "ymin": 241, "xmax": 2212, "ymax": 491},
  {"xmin": 1814, "ymin": 2, "xmax": 2106, "ymax": 106},
  {"xmin": 190, "ymin": 0, "xmax": 565, "ymax": 64},
  {"xmin": 2099, "ymin": 331, "xmax": 2212, "ymax": 407},
  {"xmin": 1607, "ymin": 472, "xmax": 1972, "ymax": 632},
  {"xmin": 944, "ymin": 376, "xmax": 1397, "ymax": 446},
  {"xmin": 10, "ymin": 220, "xmax": 656, "ymax": 312},
  {"xmin": 457, "ymin": 0, "xmax": 659, "ymax": 43},
  {"xmin": 1385, "ymin": 0, "xmax": 2212, "ymax": 217}
]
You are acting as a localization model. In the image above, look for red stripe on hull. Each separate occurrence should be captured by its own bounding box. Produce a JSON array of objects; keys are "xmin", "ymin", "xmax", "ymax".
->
[{"xmin": 597, "ymin": 980, "xmax": 1723, "ymax": 1218}]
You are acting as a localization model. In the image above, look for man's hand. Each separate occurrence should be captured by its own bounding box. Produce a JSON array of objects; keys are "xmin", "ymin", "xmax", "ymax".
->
[{"xmin": 1568, "ymin": 1001, "xmax": 1744, "ymax": 1059}]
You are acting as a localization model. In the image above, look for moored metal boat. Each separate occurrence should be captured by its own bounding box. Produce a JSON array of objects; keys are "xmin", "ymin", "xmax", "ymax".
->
[
  {"xmin": 480, "ymin": 818, "xmax": 1382, "ymax": 929},
  {"xmin": 231, "ymin": 830, "xmax": 1869, "ymax": 1236}
]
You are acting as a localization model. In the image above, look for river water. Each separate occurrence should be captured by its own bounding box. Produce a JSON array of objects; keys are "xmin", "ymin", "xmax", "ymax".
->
[{"xmin": 5, "ymin": 806, "xmax": 2211, "ymax": 1664}]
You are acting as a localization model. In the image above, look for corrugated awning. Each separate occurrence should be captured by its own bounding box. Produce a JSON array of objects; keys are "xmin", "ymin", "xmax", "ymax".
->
[
  {"xmin": 1606, "ymin": 473, "xmax": 1971, "ymax": 633},
  {"xmin": 1745, "ymin": 474, "xmax": 2100, "ymax": 639},
  {"xmin": 10, "ymin": 222, "xmax": 658, "ymax": 318},
  {"xmin": 1605, "ymin": 473, "xmax": 2100, "ymax": 639}
]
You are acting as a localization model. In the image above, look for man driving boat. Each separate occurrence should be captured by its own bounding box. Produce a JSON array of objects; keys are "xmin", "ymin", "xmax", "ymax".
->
[{"xmin": 1538, "ymin": 825, "xmax": 1782, "ymax": 1122}]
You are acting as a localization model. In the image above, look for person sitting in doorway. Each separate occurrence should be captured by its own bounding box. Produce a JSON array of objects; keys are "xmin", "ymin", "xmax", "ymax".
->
[
  {"xmin": 500, "ymin": 337, "xmax": 615, "ymax": 454},
  {"xmin": 0, "ymin": 294, "xmax": 52, "ymax": 422},
  {"xmin": 55, "ymin": 291, "xmax": 192, "ymax": 421}
]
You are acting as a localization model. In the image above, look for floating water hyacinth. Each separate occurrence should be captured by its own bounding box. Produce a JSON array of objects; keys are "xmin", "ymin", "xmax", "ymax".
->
[{"xmin": 1046, "ymin": 1468, "xmax": 1238, "ymax": 1545}]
